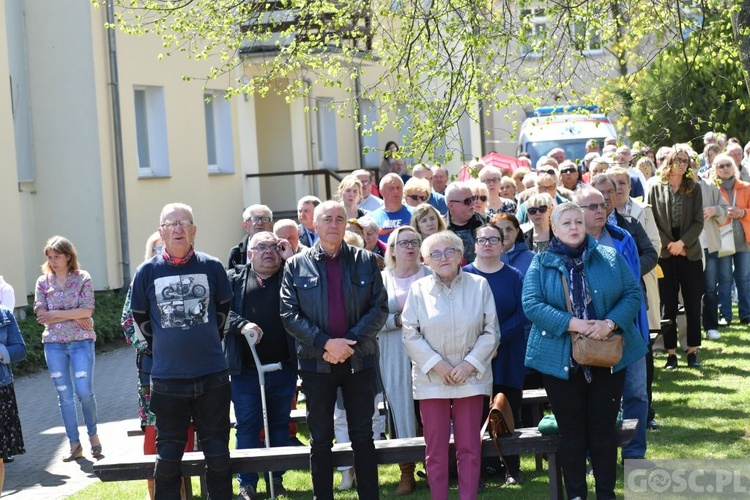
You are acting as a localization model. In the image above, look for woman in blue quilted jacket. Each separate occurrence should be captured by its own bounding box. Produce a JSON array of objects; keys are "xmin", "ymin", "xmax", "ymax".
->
[{"xmin": 522, "ymin": 202, "xmax": 647, "ymax": 500}]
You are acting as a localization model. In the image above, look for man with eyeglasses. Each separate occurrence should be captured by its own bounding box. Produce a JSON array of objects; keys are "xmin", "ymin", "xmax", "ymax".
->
[
  {"xmin": 575, "ymin": 184, "xmax": 655, "ymax": 464},
  {"xmin": 413, "ymin": 164, "xmax": 449, "ymax": 215},
  {"xmin": 130, "ymin": 202, "xmax": 234, "ymax": 499},
  {"xmin": 368, "ymin": 173, "xmax": 414, "ymax": 243},
  {"xmin": 280, "ymin": 201, "xmax": 387, "ymax": 499},
  {"xmin": 444, "ymin": 182, "xmax": 488, "ymax": 263},
  {"xmin": 353, "ymin": 170, "xmax": 384, "ymax": 212},
  {"xmin": 225, "ymin": 232, "xmax": 296, "ymax": 499},
  {"xmin": 227, "ymin": 205, "xmax": 274, "ymax": 269}
]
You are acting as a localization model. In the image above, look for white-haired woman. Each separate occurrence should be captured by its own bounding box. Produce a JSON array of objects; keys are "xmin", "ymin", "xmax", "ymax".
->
[
  {"xmin": 379, "ymin": 226, "xmax": 430, "ymax": 494},
  {"xmin": 402, "ymin": 231, "xmax": 499, "ymax": 500}
]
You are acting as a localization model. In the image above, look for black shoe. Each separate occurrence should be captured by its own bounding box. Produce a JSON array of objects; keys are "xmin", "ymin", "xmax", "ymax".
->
[
  {"xmin": 687, "ymin": 352, "xmax": 701, "ymax": 368},
  {"xmin": 741, "ymin": 318, "xmax": 750, "ymax": 324},
  {"xmin": 271, "ymin": 478, "xmax": 287, "ymax": 496},
  {"xmin": 3, "ymin": 456, "xmax": 14, "ymax": 463},
  {"xmin": 664, "ymin": 355, "xmax": 678, "ymax": 370},
  {"xmin": 647, "ymin": 419, "xmax": 659, "ymax": 430}
]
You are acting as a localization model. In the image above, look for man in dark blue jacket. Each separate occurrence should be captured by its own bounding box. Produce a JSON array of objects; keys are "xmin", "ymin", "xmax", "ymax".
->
[{"xmin": 280, "ymin": 201, "xmax": 388, "ymax": 500}]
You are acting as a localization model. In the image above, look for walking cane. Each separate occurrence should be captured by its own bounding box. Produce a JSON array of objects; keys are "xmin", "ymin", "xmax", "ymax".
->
[{"xmin": 242, "ymin": 327, "xmax": 282, "ymax": 499}]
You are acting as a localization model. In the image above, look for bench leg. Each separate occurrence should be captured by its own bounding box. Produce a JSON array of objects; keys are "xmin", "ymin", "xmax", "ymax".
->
[
  {"xmin": 547, "ymin": 452, "xmax": 563, "ymax": 500},
  {"xmin": 533, "ymin": 404, "xmax": 544, "ymax": 472}
]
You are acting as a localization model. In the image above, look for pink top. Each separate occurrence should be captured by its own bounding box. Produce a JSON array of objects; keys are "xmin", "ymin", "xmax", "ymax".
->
[{"xmin": 34, "ymin": 270, "xmax": 96, "ymax": 343}]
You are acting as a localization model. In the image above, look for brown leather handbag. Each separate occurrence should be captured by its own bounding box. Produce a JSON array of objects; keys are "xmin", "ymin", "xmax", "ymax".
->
[
  {"xmin": 480, "ymin": 393, "xmax": 515, "ymax": 479},
  {"xmin": 561, "ymin": 274, "xmax": 623, "ymax": 368}
]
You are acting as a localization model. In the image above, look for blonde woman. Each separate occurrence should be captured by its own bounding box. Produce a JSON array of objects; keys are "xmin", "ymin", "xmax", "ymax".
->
[
  {"xmin": 338, "ymin": 176, "xmax": 366, "ymax": 219},
  {"xmin": 403, "ymin": 178, "xmax": 432, "ymax": 208},
  {"xmin": 410, "ymin": 203, "xmax": 447, "ymax": 240}
]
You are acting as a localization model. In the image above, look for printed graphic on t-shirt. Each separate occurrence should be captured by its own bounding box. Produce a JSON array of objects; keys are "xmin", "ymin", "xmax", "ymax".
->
[{"xmin": 155, "ymin": 274, "xmax": 209, "ymax": 329}]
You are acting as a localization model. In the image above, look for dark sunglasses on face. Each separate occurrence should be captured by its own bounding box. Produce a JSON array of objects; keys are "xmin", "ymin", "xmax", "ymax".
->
[
  {"xmin": 475, "ymin": 195, "xmax": 488, "ymax": 203},
  {"xmin": 583, "ymin": 202, "xmax": 608, "ymax": 212},
  {"xmin": 560, "ymin": 168, "xmax": 577, "ymax": 175},
  {"xmin": 407, "ymin": 194, "xmax": 428, "ymax": 202},
  {"xmin": 527, "ymin": 205, "xmax": 549, "ymax": 215},
  {"xmin": 538, "ymin": 168, "xmax": 557, "ymax": 176},
  {"xmin": 449, "ymin": 195, "xmax": 478, "ymax": 206}
]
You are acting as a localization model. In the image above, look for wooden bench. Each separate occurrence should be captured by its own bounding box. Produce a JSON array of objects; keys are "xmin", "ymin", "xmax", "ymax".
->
[{"xmin": 97, "ymin": 418, "xmax": 636, "ymax": 500}]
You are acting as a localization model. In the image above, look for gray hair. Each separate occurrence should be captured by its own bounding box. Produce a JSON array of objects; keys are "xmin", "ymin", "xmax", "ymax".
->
[
  {"xmin": 313, "ymin": 200, "xmax": 346, "ymax": 224},
  {"xmin": 379, "ymin": 172, "xmax": 404, "ymax": 191},
  {"xmin": 590, "ymin": 173, "xmax": 616, "ymax": 192},
  {"xmin": 297, "ymin": 196, "xmax": 322, "ymax": 211},
  {"xmin": 273, "ymin": 218, "xmax": 298, "ymax": 233},
  {"xmin": 357, "ymin": 216, "xmax": 380, "ymax": 232},
  {"xmin": 444, "ymin": 181, "xmax": 472, "ymax": 201},
  {"xmin": 243, "ymin": 204, "xmax": 272, "ymax": 222},
  {"xmin": 160, "ymin": 202, "xmax": 194, "ymax": 225},
  {"xmin": 420, "ymin": 230, "xmax": 464, "ymax": 260},
  {"xmin": 571, "ymin": 186, "xmax": 604, "ymax": 206},
  {"xmin": 550, "ymin": 201, "xmax": 585, "ymax": 226}
]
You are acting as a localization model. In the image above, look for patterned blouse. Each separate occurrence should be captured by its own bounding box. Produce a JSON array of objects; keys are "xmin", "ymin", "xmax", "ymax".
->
[{"xmin": 34, "ymin": 271, "xmax": 96, "ymax": 343}]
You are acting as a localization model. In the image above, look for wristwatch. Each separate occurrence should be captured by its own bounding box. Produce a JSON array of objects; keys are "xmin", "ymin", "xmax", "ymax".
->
[{"xmin": 604, "ymin": 319, "xmax": 616, "ymax": 331}]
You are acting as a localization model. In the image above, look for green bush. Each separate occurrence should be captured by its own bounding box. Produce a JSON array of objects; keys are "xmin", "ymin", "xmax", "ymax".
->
[{"xmin": 14, "ymin": 290, "xmax": 128, "ymax": 375}]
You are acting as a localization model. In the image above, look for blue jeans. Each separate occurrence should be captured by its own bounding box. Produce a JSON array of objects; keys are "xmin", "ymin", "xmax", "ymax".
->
[
  {"xmin": 301, "ymin": 362, "xmax": 379, "ymax": 500},
  {"xmin": 718, "ymin": 251, "xmax": 750, "ymax": 321},
  {"xmin": 44, "ymin": 340, "xmax": 98, "ymax": 446},
  {"xmin": 621, "ymin": 355, "xmax": 648, "ymax": 459},
  {"xmin": 231, "ymin": 363, "xmax": 296, "ymax": 489},
  {"xmin": 150, "ymin": 371, "xmax": 232, "ymax": 500},
  {"xmin": 703, "ymin": 250, "xmax": 719, "ymax": 330}
]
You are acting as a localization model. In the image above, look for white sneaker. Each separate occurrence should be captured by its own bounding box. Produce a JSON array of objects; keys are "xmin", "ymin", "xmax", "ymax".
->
[
  {"xmin": 706, "ymin": 329, "xmax": 721, "ymax": 340},
  {"xmin": 338, "ymin": 468, "xmax": 355, "ymax": 490}
]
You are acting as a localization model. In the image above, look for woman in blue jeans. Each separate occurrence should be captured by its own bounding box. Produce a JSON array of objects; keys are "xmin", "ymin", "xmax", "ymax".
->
[{"xmin": 34, "ymin": 236, "xmax": 100, "ymax": 461}]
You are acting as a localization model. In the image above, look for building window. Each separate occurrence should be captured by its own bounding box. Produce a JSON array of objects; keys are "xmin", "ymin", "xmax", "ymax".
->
[
  {"xmin": 316, "ymin": 98, "xmax": 339, "ymax": 168},
  {"xmin": 204, "ymin": 92, "xmax": 235, "ymax": 174},
  {"xmin": 359, "ymin": 98, "xmax": 380, "ymax": 167},
  {"xmin": 520, "ymin": 8, "xmax": 547, "ymax": 58},
  {"xmin": 571, "ymin": 21, "xmax": 603, "ymax": 55},
  {"xmin": 134, "ymin": 86, "xmax": 169, "ymax": 178}
]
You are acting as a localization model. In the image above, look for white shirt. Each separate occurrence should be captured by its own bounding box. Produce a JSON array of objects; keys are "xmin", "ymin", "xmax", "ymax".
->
[
  {"xmin": 0, "ymin": 276, "xmax": 15, "ymax": 310},
  {"xmin": 359, "ymin": 194, "xmax": 384, "ymax": 212}
]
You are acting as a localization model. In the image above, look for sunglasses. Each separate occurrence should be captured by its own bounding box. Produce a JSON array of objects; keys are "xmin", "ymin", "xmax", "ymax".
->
[
  {"xmin": 559, "ymin": 168, "xmax": 577, "ymax": 175},
  {"xmin": 538, "ymin": 168, "xmax": 557, "ymax": 176},
  {"xmin": 716, "ymin": 163, "xmax": 734, "ymax": 169},
  {"xmin": 448, "ymin": 195, "xmax": 478, "ymax": 206},
  {"xmin": 407, "ymin": 194, "xmax": 428, "ymax": 202},
  {"xmin": 528, "ymin": 205, "xmax": 549, "ymax": 215},
  {"xmin": 475, "ymin": 195, "xmax": 488, "ymax": 203},
  {"xmin": 582, "ymin": 202, "xmax": 608, "ymax": 212}
]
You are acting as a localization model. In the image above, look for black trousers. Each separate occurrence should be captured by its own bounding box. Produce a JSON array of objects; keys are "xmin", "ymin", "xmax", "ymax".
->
[
  {"xmin": 658, "ymin": 256, "xmax": 704, "ymax": 349},
  {"xmin": 543, "ymin": 367, "xmax": 626, "ymax": 500},
  {"xmin": 301, "ymin": 362, "xmax": 378, "ymax": 500}
]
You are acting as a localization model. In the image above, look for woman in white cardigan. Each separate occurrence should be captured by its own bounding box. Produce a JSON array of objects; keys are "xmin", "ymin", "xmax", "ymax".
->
[
  {"xmin": 379, "ymin": 226, "xmax": 430, "ymax": 495},
  {"xmin": 402, "ymin": 231, "xmax": 499, "ymax": 500}
]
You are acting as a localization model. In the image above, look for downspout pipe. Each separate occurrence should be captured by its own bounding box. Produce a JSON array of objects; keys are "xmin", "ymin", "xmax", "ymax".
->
[{"xmin": 105, "ymin": 0, "xmax": 131, "ymax": 290}]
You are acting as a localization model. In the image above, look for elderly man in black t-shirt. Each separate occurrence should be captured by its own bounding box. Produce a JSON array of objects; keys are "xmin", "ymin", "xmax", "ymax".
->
[{"xmin": 225, "ymin": 232, "xmax": 296, "ymax": 499}]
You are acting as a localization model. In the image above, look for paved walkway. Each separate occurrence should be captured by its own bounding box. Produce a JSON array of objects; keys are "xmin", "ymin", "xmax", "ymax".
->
[{"xmin": 3, "ymin": 346, "xmax": 144, "ymax": 499}]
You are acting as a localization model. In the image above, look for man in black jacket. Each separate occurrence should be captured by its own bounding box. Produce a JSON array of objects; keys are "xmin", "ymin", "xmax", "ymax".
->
[
  {"xmin": 225, "ymin": 232, "xmax": 295, "ymax": 499},
  {"xmin": 226, "ymin": 205, "xmax": 274, "ymax": 269},
  {"xmin": 280, "ymin": 201, "xmax": 388, "ymax": 500}
]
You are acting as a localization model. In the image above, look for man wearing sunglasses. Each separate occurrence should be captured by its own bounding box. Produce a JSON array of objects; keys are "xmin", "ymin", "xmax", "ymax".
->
[
  {"xmin": 576, "ymin": 183, "xmax": 656, "ymax": 465},
  {"xmin": 444, "ymin": 182, "xmax": 488, "ymax": 263},
  {"xmin": 412, "ymin": 164, "xmax": 449, "ymax": 215},
  {"xmin": 558, "ymin": 160, "xmax": 583, "ymax": 191},
  {"xmin": 227, "ymin": 205, "xmax": 274, "ymax": 269}
]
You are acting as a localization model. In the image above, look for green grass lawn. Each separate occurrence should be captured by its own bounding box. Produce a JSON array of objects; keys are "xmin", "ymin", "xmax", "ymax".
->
[{"xmin": 68, "ymin": 317, "xmax": 750, "ymax": 499}]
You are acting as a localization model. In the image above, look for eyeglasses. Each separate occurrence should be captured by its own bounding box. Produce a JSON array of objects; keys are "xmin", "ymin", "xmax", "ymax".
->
[
  {"xmin": 407, "ymin": 194, "xmax": 428, "ymax": 202},
  {"xmin": 483, "ymin": 177, "xmax": 501, "ymax": 184},
  {"xmin": 674, "ymin": 157, "xmax": 690, "ymax": 166},
  {"xmin": 248, "ymin": 216, "xmax": 272, "ymax": 224},
  {"xmin": 475, "ymin": 195, "xmax": 488, "ymax": 203},
  {"xmin": 429, "ymin": 248, "xmax": 458, "ymax": 260},
  {"xmin": 582, "ymin": 202, "xmax": 608, "ymax": 212},
  {"xmin": 395, "ymin": 239, "xmax": 421, "ymax": 249},
  {"xmin": 560, "ymin": 168, "xmax": 577, "ymax": 175},
  {"xmin": 528, "ymin": 205, "xmax": 549, "ymax": 215},
  {"xmin": 161, "ymin": 219, "xmax": 193, "ymax": 230},
  {"xmin": 251, "ymin": 244, "xmax": 279, "ymax": 253},
  {"xmin": 448, "ymin": 195, "xmax": 478, "ymax": 206},
  {"xmin": 716, "ymin": 163, "xmax": 734, "ymax": 169},
  {"xmin": 537, "ymin": 185, "xmax": 556, "ymax": 193},
  {"xmin": 538, "ymin": 168, "xmax": 557, "ymax": 176},
  {"xmin": 476, "ymin": 237, "xmax": 501, "ymax": 246}
]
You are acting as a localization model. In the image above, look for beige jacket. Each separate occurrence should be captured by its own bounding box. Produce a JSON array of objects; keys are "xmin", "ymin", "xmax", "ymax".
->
[
  {"xmin": 698, "ymin": 179, "xmax": 729, "ymax": 254},
  {"xmin": 401, "ymin": 270, "xmax": 499, "ymax": 400}
]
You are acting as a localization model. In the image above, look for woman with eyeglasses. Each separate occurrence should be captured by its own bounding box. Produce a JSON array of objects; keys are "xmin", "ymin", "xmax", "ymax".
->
[
  {"xmin": 479, "ymin": 166, "xmax": 517, "ymax": 216},
  {"xmin": 712, "ymin": 153, "xmax": 750, "ymax": 328},
  {"xmin": 524, "ymin": 193, "xmax": 555, "ymax": 254},
  {"xmin": 34, "ymin": 236, "xmax": 101, "ymax": 462},
  {"xmin": 338, "ymin": 175, "xmax": 367, "ymax": 219},
  {"xmin": 522, "ymin": 202, "xmax": 645, "ymax": 500},
  {"xmin": 402, "ymin": 231, "xmax": 499, "ymax": 500},
  {"xmin": 463, "ymin": 225, "xmax": 527, "ymax": 485},
  {"xmin": 403, "ymin": 178, "xmax": 432, "ymax": 209},
  {"xmin": 646, "ymin": 145, "xmax": 705, "ymax": 369},
  {"xmin": 378, "ymin": 226, "xmax": 430, "ymax": 494}
]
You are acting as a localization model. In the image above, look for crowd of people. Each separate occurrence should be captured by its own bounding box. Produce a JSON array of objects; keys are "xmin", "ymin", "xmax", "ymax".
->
[{"xmin": 2, "ymin": 130, "xmax": 749, "ymax": 499}]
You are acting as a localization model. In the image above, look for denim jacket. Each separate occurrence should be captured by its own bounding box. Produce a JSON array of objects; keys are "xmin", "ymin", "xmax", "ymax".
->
[{"xmin": 0, "ymin": 306, "xmax": 27, "ymax": 387}]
